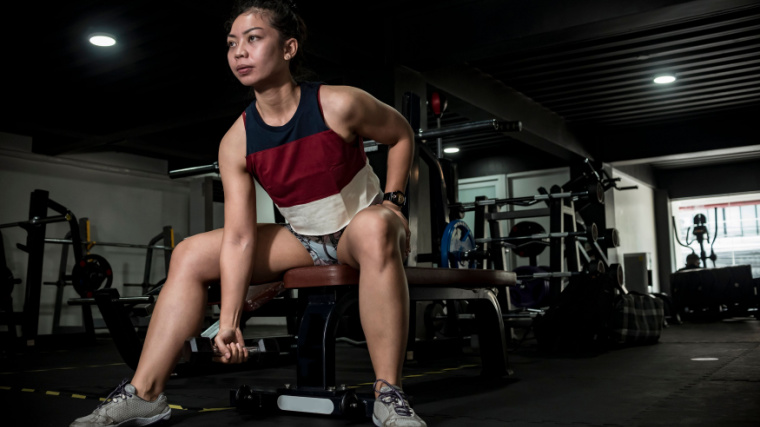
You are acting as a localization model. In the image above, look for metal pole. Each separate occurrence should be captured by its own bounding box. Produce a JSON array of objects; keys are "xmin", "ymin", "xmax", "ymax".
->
[{"xmin": 417, "ymin": 119, "xmax": 521, "ymax": 140}]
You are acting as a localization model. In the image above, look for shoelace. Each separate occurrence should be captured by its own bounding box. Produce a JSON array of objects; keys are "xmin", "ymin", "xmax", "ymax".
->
[
  {"xmin": 97, "ymin": 378, "xmax": 132, "ymax": 409},
  {"xmin": 374, "ymin": 379, "xmax": 412, "ymax": 417}
]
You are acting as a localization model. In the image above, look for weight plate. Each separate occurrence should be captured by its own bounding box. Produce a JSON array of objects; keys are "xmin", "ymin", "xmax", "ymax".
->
[
  {"xmin": 510, "ymin": 265, "xmax": 550, "ymax": 308},
  {"xmin": 72, "ymin": 254, "xmax": 114, "ymax": 297},
  {"xmin": 509, "ymin": 221, "xmax": 547, "ymax": 258},
  {"xmin": 440, "ymin": 220, "xmax": 476, "ymax": 268}
]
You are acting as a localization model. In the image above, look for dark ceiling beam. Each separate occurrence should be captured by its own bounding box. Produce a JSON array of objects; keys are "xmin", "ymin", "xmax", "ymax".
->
[
  {"xmin": 566, "ymin": 86, "xmax": 760, "ymax": 119},
  {"xmin": 431, "ymin": 0, "xmax": 760, "ymax": 66},
  {"xmin": 505, "ymin": 36, "xmax": 760, "ymax": 88},
  {"xmin": 517, "ymin": 56, "xmax": 760, "ymax": 101},
  {"xmin": 612, "ymin": 144, "xmax": 760, "ymax": 169},
  {"xmin": 420, "ymin": 64, "xmax": 592, "ymax": 162},
  {"xmin": 479, "ymin": 13, "xmax": 760, "ymax": 74},
  {"xmin": 587, "ymin": 107, "xmax": 759, "ymax": 162},
  {"xmin": 589, "ymin": 97, "xmax": 760, "ymax": 125},
  {"xmin": 550, "ymin": 72, "xmax": 760, "ymax": 109},
  {"xmin": 510, "ymin": 45, "xmax": 760, "ymax": 94}
]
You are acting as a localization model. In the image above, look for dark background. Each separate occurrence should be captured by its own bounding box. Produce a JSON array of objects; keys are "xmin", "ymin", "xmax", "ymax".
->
[{"xmin": 7, "ymin": 0, "xmax": 760, "ymax": 199}]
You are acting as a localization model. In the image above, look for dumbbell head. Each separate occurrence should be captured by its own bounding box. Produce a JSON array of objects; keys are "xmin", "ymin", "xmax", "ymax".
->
[
  {"xmin": 601, "ymin": 228, "xmax": 620, "ymax": 247},
  {"xmin": 608, "ymin": 263, "xmax": 624, "ymax": 287},
  {"xmin": 590, "ymin": 223, "xmax": 599, "ymax": 242},
  {"xmin": 587, "ymin": 259, "xmax": 606, "ymax": 276},
  {"xmin": 589, "ymin": 182, "xmax": 605, "ymax": 205}
]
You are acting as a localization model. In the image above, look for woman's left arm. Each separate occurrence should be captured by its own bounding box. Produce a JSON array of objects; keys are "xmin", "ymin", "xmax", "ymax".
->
[{"xmin": 322, "ymin": 86, "xmax": 415, "ymax": 201}]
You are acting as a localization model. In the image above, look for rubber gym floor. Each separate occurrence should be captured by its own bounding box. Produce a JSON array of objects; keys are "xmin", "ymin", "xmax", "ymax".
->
[{"xmin": 3, "ymin": 318, "xmax": 759, "ymax": 427}]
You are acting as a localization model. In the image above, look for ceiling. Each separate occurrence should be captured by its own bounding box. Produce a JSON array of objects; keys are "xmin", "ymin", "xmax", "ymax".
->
[{"xmin": 8, "ymin": 0, "xmax": 760, "ymax": 176}]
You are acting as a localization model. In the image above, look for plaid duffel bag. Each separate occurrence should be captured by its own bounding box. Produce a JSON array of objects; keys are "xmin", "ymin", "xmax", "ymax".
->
[{"xmin": 609, "ymin": 292, "xmax": 665, "ymax": 345}]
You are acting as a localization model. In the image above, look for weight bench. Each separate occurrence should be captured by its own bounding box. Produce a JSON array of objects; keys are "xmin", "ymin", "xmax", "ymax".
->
[{"xmin": 230, "ymin": 264, "xmax": 515, "ymax": 418}]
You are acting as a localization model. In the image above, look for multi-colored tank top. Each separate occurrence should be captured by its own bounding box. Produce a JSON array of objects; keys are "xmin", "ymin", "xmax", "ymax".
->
[{"xmin": 243, "ymin": 82, "xmax": 382, "ymax": 235}]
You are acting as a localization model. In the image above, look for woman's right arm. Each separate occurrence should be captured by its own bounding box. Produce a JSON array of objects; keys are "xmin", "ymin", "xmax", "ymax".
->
[{"xmin": 215, "ymin": 115, "xmax": 257, "ymax": 363}]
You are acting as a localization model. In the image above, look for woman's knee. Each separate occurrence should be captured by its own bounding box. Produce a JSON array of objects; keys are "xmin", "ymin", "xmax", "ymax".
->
[
  {"xmin": 348, "ymin": 209, "xmax": 405, "ymax": 263},
  {"xmin": 166, "ymin": 232, "xmax": 221, "ymax": 283}
]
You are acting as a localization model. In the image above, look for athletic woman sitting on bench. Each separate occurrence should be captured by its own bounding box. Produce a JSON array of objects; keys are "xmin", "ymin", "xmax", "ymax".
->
[{"xmin": 70, "ymin": 1, "xmax": 425, "ymax": 426}]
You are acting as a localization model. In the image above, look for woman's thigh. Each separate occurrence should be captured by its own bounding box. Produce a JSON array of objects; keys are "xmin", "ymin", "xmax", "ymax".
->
[{"xmin": 174, "ymin": 224, "xmax": 314, "ymax": 284}]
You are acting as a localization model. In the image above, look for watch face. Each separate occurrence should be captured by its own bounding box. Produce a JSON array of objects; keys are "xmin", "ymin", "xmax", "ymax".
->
[{"xmin": 395, "ymin": 192, "xmax": 405, "ymax": 204}]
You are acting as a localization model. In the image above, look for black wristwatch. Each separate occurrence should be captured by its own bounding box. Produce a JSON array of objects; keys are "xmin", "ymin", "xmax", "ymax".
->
[{"xmin": 383, "ymin": 191, "xmax": 406, "ymax": 207}]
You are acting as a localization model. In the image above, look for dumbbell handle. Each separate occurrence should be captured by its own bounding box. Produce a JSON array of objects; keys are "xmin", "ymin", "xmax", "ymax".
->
[{"xmin": 211, "ymin": 344, "xmax": 259, "ymax": 357}]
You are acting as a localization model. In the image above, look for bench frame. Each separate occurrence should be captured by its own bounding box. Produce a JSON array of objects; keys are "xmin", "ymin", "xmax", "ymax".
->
[{"xmin": 230, "ymin": 265, "xmax": 515, "ymax": 418}]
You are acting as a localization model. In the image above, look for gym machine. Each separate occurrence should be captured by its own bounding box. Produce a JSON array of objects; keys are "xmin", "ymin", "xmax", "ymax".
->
[
  {"xmin": 0, "ymin": 189, "xmax": 108, "ymax": 347},
  {"xmin": 63, "ymin": 221, "xmax": 174, "ymax": 335},
  {"xmin": 670, "ymin": 208, "xmax": 759, "ymax": 320},
  {"xmin": 1, "ymin": 231, "xmax": 22, "ymax": 347},
  {"xmin": 47, "ymin": 221, "xmax": 174, "ymax": 294},
  {"xmin": 673, "ymin": 210, "xmax": 718, "ymax": 269},
  {"xmin": 414, "ymin": 148, "xmax": 630, "ymax": 347}
]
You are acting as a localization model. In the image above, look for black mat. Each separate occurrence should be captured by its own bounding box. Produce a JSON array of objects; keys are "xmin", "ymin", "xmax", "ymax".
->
[{"xmin": 3, "ymin": 318, "xmax": 759, "ymax": 426}]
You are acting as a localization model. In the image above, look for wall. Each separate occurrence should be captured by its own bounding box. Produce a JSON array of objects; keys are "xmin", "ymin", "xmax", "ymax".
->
[
  {"xmin": 656, "ymin": 160, "xmax": 760, "ymax": 200},
  {"xmin": 610, "ymin": 167, "xmax": 660, "ymax": 292},
  {"xmin": 0, "ymin": 132, "xmax": 191, "ymax": 336}
]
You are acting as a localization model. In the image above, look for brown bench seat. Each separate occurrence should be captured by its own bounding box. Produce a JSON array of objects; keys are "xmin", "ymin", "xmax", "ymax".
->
[{"xmin": 281, "ymin": 264, "xmax": 516, "ymax": 289}]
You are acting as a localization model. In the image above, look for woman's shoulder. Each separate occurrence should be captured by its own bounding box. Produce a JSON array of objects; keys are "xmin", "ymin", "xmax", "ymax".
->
[
  {"xmin": 316, "ymin": 84, "xmax": 374, "ymax": 117},
  {"xmin": 317, "ymin": 83, "xmax": 365, "ymax": 99}
]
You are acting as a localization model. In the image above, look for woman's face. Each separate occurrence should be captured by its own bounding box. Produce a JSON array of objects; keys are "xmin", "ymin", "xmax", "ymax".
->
[{"xmin": 227, "ymin": 12, "xmax": 288, "ymax": 86}]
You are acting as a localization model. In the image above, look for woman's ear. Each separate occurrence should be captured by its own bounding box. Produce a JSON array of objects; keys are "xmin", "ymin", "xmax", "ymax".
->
[{"xmin": 284, "ymin": 38, "xmax": 298, "ymax": 60}]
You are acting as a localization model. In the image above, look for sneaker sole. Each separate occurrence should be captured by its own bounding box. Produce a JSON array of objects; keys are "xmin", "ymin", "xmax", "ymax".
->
[{"xmin": 115, "ymin": 407, "xmax": 171, "ymax": 426}]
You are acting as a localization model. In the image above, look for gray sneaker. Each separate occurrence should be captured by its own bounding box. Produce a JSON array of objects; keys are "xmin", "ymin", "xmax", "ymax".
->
[
  {"xmin": 70, "ymin": 379, "xmax": 171, "ymax": 427},
  {"xmin": 372, "ymin": 379, "xmax": 427, "ymax": 427}
]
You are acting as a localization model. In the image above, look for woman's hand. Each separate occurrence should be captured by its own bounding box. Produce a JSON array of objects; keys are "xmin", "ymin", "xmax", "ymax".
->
[{"xmin": 213, "ymin": 327, "xmax": 249, "ymax": 364}]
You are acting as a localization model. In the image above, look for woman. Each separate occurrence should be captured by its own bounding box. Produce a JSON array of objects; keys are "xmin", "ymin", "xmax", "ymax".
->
[{"xmin": 70, "ymin": 1, "xmax": 426, "ymax": 426}]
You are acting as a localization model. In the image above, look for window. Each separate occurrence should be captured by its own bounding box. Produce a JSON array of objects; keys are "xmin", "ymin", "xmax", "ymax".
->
[{"xmin": 672, "ymin": 194, "xmax": 760, "ymax": 278}]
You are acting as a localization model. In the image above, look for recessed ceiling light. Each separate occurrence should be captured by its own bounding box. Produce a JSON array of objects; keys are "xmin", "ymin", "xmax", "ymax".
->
[
  {"xmin": 443, "ymin": 147, "xmax": 460, "ymax": 154},
  {"xmin": 654, "ymin": 74, "xmax": 676, "ymax": 84},
  {"xmin": 89, "ymin": 33, "xmax": 117, "ymax": 47}
]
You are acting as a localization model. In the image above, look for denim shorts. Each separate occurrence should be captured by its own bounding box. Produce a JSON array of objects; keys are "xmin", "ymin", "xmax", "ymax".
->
[{"xmin": 285, "ymin": 224, "xmax": 345, "ymax": 266}]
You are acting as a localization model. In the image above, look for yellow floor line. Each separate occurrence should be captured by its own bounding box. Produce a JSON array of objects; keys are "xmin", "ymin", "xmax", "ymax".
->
[{"xmin": 1, "ymin": 363, "xmax": 125, "ymax": 375}]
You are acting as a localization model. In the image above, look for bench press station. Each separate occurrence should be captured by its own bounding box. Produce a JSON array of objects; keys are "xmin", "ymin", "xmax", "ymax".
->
[{"xmin": 227, "ymin": 264, "xmax": 515, "ymax": 418}]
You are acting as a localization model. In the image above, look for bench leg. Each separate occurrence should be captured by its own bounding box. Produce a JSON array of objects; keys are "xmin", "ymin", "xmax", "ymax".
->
[
  {"xmin": 230, "ymin": 288, "xmax": 373, "ymax": 418},
  {"xmin": 472, "ymin": 290, "xmax": 513, "ymax": 377},
  {"xmin": 296, "ymin": 289, "xmax": 357, "ymax": 390},
  {"xmin": 409, "ymin": 287, "xmax": 512, "ymax": 377}
]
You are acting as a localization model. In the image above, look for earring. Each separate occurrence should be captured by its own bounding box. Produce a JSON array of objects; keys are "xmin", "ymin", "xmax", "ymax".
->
[{"xmin": 285, "ymin": 55, "xmax": 291, "ymax": 60}]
